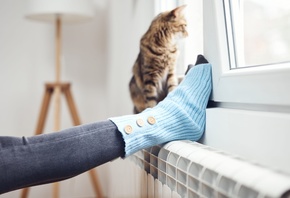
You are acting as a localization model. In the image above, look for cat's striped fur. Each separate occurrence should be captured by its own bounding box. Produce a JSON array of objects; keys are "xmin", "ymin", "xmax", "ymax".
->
[{"xmin": 129, "ymin": 5, "xmax": 188, "ymax": 113}]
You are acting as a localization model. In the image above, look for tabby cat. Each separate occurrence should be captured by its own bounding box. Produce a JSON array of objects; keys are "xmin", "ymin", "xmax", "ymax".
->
[{"xmin": 129, "ymin": 5, "xmax": 188, "ymax": 113}]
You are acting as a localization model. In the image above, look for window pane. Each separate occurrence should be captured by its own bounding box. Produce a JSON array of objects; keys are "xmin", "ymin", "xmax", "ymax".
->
[{"xmin": 232, "ymin": 0, "xmax": 290, "ymax": 67}]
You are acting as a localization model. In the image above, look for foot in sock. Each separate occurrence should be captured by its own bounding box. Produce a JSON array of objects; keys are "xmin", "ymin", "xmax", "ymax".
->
[{"xmin": 110, "ymin": 55, "xmax": 212, "ymax": 157}]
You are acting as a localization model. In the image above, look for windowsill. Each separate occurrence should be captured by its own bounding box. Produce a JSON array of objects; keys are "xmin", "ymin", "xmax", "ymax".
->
[{"xmin": 202, "ymin": 107, "xmax": 290, "ymax": 175}]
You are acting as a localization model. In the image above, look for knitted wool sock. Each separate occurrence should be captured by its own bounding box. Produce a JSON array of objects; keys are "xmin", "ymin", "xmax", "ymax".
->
[{"xmin": 109, "ymin": 58, "xmax": 212, "ymax": 157}]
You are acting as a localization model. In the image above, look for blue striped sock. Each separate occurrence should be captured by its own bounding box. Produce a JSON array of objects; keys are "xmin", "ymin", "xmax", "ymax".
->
[{"xmin": 110, "ymin": 63, "xmax": 212, "ymax": 157}]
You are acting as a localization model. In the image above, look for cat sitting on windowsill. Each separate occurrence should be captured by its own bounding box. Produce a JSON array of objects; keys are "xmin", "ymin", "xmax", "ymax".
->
[{"xmin": 129, "ymin": 5, "xmax": 188, "ymax": 114}]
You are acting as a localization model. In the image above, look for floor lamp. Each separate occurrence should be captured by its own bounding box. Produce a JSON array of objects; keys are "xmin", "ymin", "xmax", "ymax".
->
[{"xmin": 22, "ymin": 0, "xmax": 103, "ymax": 198}]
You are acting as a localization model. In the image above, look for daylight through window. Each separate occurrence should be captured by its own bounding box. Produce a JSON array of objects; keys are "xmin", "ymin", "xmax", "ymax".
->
[{"xmin": 229, "ymin": 0, "xmax": 290, "ymax": 68}]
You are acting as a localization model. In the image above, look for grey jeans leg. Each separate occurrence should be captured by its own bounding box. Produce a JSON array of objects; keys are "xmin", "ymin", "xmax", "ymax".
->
[{"xmin": 0, "ymin": 120, "xmax": 124, "ymax": 194}]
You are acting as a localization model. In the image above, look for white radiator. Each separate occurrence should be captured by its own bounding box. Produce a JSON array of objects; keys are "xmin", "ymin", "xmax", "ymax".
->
[{"xmin": 128, "ymin": 141, "xmax": 290, "ymax": 198}]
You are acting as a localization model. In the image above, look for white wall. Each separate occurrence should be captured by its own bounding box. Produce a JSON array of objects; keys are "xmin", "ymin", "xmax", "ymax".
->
[
  {"xmin": 105, "ymin": 0, "xmax": 155, "ymax": 117},
  {"xmin": 0, "ymin": 0, "xmax": 155, "ymax": 197}
]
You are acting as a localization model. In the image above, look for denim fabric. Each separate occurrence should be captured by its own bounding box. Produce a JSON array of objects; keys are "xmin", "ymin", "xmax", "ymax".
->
[{"xmin": 0, "ymin": 120, "xmax": 124, "ymax": 194}]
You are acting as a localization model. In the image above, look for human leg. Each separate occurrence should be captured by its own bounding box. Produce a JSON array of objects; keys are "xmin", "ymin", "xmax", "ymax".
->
[
  {"xmin": 0, "ymin": 120, "xmax": 124, "ymax": 194},
  {"xmin": 0, "ymin": 55, "xmax": 212, "ymax": 194}
]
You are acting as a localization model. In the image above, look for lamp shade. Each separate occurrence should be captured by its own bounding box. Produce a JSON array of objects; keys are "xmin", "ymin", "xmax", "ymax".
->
[{"xmin": 25, "ymin": 0, "xmax": 95, "ymax": 23}]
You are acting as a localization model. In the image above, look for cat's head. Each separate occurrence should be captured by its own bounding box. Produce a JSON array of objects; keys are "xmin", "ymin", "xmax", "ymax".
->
[{"xmin": 152, "ymin": 5, "xmax": 188, "ymax": 40}]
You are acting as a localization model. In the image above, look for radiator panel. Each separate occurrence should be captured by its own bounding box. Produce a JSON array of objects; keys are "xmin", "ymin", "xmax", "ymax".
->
[{"xmin": 128, "ymin": 141, "xmax": 290, "ymax": 198}]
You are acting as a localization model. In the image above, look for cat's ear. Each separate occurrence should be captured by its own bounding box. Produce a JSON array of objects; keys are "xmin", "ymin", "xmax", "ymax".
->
[{"xmin": 171, "ymin": 5, "xmax": 187, "ymax": 18}]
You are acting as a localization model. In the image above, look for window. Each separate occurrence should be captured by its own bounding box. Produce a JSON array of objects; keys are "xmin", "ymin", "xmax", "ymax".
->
[
  {"xmin": 202, "ymin": 0, "xmax": 290, "ymax": 174},
  {"xmin": 229, "ymin": 0, "xmax": 290, "ymax": 68},
  {"xmin": 204, "ymin": 0, "xmax": 290, "ymax": 107}
]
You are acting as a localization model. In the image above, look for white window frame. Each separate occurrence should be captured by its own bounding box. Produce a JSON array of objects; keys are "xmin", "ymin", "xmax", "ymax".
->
[{"xmin": 204, "ymin": 0, "xmax": 290, "ymax": 107}]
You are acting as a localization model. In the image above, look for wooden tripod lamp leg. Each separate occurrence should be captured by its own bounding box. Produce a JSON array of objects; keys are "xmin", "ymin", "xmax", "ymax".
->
[
  {"xmin": 52, "ymin": 84, "xmax": 61, "ymax": 198},
  {"xmin": 88, "ymin": 169, "xmax": 104, "ymax": 198},
  {"xmin": 52, "ymin": 16, "xmax": 62, "ymax": 198},
  {"xmin": 63, "ymin": 86, "xmax": 104, "ymax": 198},
  {"xmin": 20, "ymin": 188, "xmax": 29, "ymax": 198},
  {"xmin": 21, "ymin": 85, "xmax": 54, "ymax": 198},
  {"xmin": 53, "ymin": 183, "xmax": 60, "ymax": 198},
  {"xmin": 52, "ymin": 86, "xmax": 61, "ymax": 198},
  {"xmin": 35, "ymin": 86, "xmax": 54, "ymax": 135},
  {"xmin": 63, "ymin": 85, "xmax": 81, "ymax": 125}
]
